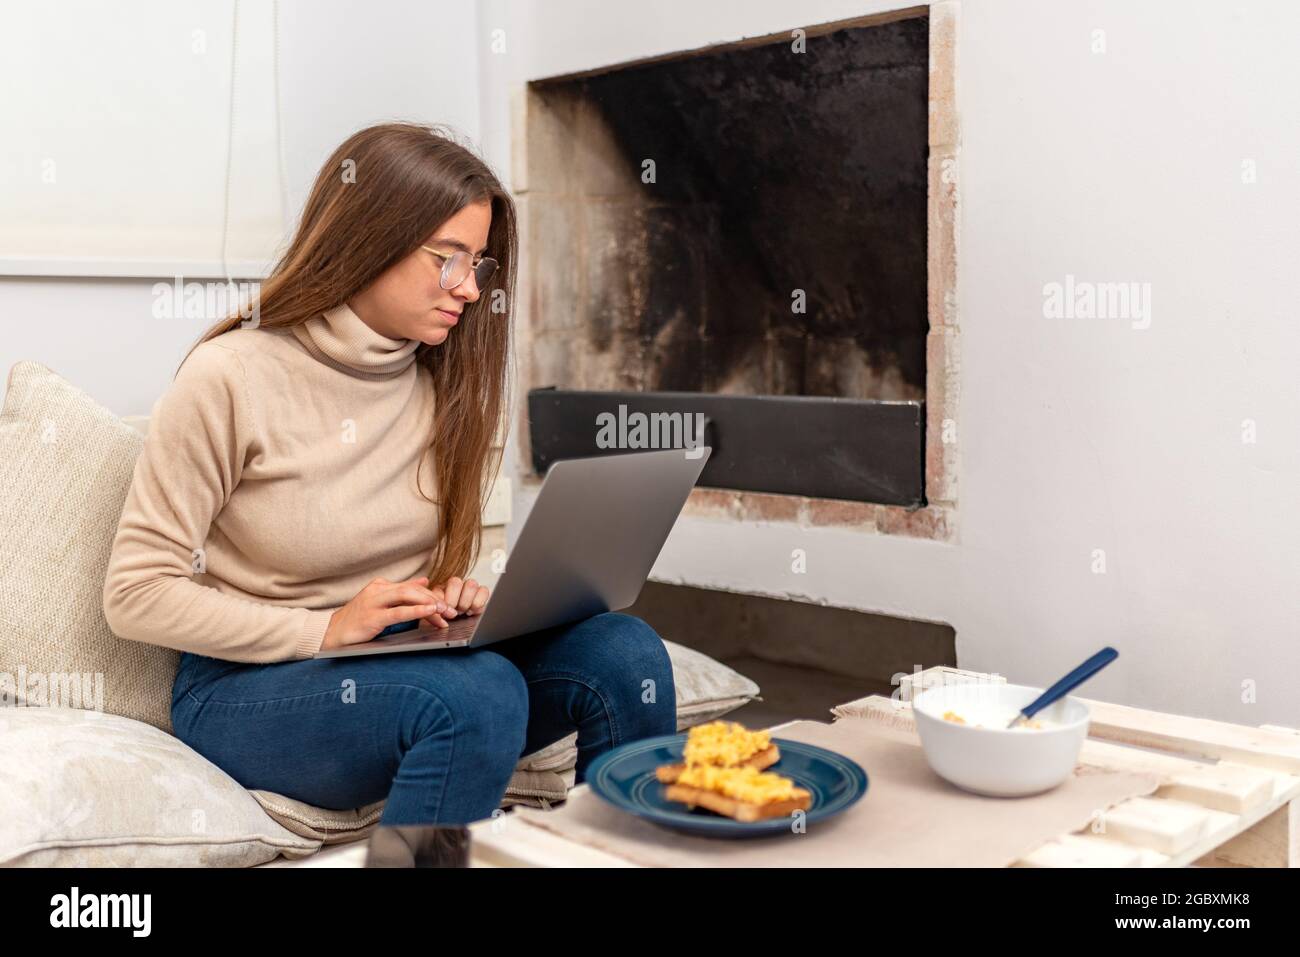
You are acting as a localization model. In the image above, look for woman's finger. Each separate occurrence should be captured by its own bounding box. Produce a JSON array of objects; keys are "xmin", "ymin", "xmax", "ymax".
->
[
  {"xmin": 441, "ymin": 574, "xmax": 467, "ymax": 621},
  {"xmin": 383, "ymin": 583, "xmax": 445, "ymax": 611},
  {"xmin": 384, "ymin": 602, "xmax": 444, "ymax": 626},
  {"xmin": 468, "ymin": 585, "xmax": 489, "ymax": 615},
  {"xmin": 442, "ymin": 576, "xmax": 464, "ymax": 612},
  {"xmin": 418, "ymin": 613, "xmax": 450, "ymax": 630},
  {"xmin": 456, "ymin": 579, "xmax": 480, "ymax": 613}
]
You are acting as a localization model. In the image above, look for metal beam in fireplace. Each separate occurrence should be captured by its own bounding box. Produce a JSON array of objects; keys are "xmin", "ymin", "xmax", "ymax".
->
[{"xmin": 527, "ymin": 388, "xmax": 925, "ymax": 507}]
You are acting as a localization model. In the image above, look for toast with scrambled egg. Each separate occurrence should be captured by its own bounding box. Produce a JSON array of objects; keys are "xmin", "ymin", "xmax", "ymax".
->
[
  {"xmin": 663, "ymin": 765, "xmax": 813, "ymax": 821},
  {"xmin": 654, "ymin": 720, "xmax": 781, "ymax": 783},
  {"xmin": 656, "ymin": 721, "xmax": 811, "ymax": 821}
]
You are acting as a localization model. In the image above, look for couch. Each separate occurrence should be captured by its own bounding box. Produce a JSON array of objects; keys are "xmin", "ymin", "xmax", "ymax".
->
[{"xmin": 0, "ymin": 361, "xmax": 760, "ymax": 866}]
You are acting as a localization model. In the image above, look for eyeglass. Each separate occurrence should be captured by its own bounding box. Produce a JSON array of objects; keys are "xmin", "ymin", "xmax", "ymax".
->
[{"xmin": 420, "ymin": 245, "xmax": 499, "ymax": 291}]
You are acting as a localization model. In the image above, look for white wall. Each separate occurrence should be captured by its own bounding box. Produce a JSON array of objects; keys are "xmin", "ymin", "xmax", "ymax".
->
[
  {"xmin": 0, "ymin": 0, "xmax": 482, "ymax": 417},
  {"xmin": 490, "ymin": 0, "xmax": 1300, "ymax": 726},
  {"xmin": 5, "ymin": 0, "xmax": 1296, "ymax": 727}
]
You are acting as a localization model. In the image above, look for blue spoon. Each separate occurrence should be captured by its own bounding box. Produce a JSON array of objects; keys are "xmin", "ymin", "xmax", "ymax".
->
[{"xmin": 1007, "ymin": 647, "xmax": 1119, "ymax": 729}]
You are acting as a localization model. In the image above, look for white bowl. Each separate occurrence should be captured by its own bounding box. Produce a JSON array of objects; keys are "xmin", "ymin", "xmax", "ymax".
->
[{"xmin": 911, "ymin": 682, "xmax": 1090, "ymax": 797}]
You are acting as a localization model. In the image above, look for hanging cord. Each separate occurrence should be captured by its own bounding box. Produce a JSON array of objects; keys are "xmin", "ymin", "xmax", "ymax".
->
[
  {"xmin": 271, "ymin": 0, "xmax": 289, "ymax": 239},
  {"xmin": 219, "ymin": 0, "xmax": 240, "ymax": 287}
]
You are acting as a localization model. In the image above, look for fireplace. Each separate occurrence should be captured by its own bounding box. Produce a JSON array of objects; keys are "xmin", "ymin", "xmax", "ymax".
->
[
  {"xmin": 623, "ymin": 582, "xmax": 957, "ymax": 727},
  {"xmin": 515, "ymin": 5, "xmax": 959, "ymax": 539}
]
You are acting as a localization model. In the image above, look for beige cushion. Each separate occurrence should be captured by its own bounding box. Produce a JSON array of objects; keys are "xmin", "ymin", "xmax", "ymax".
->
[
  {"xmin": 667, "ymin": 639, "xmax": 761, "ymax": 728},
  {"xmin": 0, "ymin": 705, "xmax": 322, "ymax": 866},
  {"xmin": 0, "ymin": 361, "xmax": 177, "ymax": 733},
  {"xmin": 0, "ymin": 361, "xmax": 760, "ymax": 862}
]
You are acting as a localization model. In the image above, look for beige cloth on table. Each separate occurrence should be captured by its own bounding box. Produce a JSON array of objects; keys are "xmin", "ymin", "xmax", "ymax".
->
[{"xmin": 510, "ymin": 717, "xmax": 1162, "ymax": 867}]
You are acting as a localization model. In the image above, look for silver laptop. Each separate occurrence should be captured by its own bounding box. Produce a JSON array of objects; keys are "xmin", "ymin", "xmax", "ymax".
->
[{"xmin": 315, "ymin": 446, "xmax": 712, "ymax": 658}]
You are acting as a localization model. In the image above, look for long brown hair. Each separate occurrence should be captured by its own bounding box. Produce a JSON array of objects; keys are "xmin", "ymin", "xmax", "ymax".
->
[{"xmin": 183, "ymin": 121, "xmax": 518, "ymax": 585}]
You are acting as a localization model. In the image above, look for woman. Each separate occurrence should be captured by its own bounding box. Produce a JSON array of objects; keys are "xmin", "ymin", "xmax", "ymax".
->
[{"xmin": 102, "ymin": 122, "xmax": 677, "ymax": 826}]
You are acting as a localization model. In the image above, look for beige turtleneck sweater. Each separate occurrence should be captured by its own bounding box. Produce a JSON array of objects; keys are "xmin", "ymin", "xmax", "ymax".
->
[{"xmin": 102, "ymin": 304, "xmax": 439, "ymax": 663}]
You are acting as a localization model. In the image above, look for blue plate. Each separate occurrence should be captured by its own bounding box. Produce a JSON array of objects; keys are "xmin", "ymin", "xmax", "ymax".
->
[{"xmin": 584, "ymin": 733, "xmax": 868, "ymax": 838}]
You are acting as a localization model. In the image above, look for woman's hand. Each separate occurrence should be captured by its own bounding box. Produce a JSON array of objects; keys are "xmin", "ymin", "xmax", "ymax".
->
[
  {"xmin": 321, "ymin": 576, "xmax": 449, "ymax": 650},
  {"xmin": 416, "ymin": 576, "xmax": 489, "ymax": 629}
]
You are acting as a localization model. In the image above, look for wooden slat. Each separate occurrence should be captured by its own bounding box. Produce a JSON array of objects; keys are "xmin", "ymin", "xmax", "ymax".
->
[
  {"xmin": 1194, "ymin": 800, "xmax": 1300, "ymax": 868},
  {"xmin": 897, "ymin": 666, "xmax": 1007, "ymax": 698},
  {"xmin": 470, "ymin": 813, "xmax": 638, "ymax": 867},
  {"xmin": 1219, "ymin": 762, "xmax": 1300, "ymax": 808},
  {"xmin": 1099, "ymin": 797, "xmax": 1220, "ymax": 856},
  {"xmin": 1076, "ymin": 696, "xmax": 1300, "ymax": 774},
  {"xmin": 1017, "ymin": 834, "xmax": 1150, "ymax": 868},
  {"xmin": 1074, "ymin": 737, "xmax": 1213, "ymax": 778},
  {"xmin": 1261, "ymin": 724, "xmax": 1300, "ymax": 736},
  {"xmin": 1161, "ymin": 802, "xmax": 1289, "ymax": 868},
  {"xmin": 1158, "ymin": 762, "xmax": 1275, "ymax": 815}
]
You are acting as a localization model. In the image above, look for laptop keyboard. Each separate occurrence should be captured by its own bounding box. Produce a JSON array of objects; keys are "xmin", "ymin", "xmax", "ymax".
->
[{"xmin": 374, "ymin": 613, "xmax": 480, "ymax": 647}]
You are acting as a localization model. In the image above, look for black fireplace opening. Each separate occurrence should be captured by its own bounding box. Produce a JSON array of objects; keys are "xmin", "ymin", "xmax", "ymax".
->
[{"xmin": 526, "ymin": 12, "xmax": 931, "ymax": 506}]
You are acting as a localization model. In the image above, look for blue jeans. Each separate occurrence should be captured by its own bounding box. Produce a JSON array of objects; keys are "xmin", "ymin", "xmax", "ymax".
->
[{"xmin": 170, "ymin": 612, "xmax": 677, "ymax": 826}]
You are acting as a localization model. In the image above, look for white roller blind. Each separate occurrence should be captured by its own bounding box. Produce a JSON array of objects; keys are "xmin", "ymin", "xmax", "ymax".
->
[{"xmin": 0, "ymin": 0, "xmax": 285, "ymax": 277}]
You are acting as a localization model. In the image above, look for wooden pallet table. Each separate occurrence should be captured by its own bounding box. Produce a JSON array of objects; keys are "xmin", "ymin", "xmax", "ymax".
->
[
  {"xmin": 836, "ymin": 666, "xmax": 1300, "ymax": 867},
  {"xmin": 467, "ymin": 666, "xmax": 1300, "ymax": 867}
]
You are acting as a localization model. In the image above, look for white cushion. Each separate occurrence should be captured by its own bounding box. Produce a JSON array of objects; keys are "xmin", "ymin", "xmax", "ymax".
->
[{"xmin": 0, "ymin": 705, "xmax": 321, "ymax": 866}]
